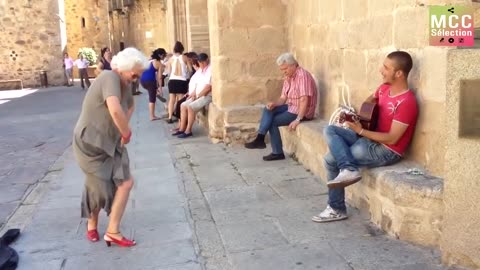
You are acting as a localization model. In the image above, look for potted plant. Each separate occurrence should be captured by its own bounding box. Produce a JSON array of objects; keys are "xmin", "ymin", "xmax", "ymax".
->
[{"xmin": 78, "ymin": 48, "xmax": 98, "ymax": 78}]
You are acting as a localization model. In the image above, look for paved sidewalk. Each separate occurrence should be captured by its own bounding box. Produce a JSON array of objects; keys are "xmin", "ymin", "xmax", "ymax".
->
[
  {"xmin": 1, "ymin": 94, "xmax": 455, "ymax": 270},
  {"xmin": 2, "ymin": 95, "xmax": 200, "ymax": 270},
  {"xmin": 168, "ymin": 128, "xmax": 451, "ymax": 270}
]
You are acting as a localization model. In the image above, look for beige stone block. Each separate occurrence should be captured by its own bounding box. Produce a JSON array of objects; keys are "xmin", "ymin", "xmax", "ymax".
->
[
  {"xmin": 290, "ymin": 0, "xmax": 310, "ymax": 24},
  {"xmin": 224, "ymin": 105, "xmax": 264, "ymax": 124},
  {"xmin": 420, "ymin": 47, "xmax": 447, "ymax": 103},
  {"xmin": 368, "ymin": 0, "xmax": 395, "ymax": 16},
  {"xmin": 224, "ymin": 123, "xmax": 260, "ymax": 145},
  {"xmin": 231, "ymin": 0, "xmax": 287, "ymax": 28},
  {"xmin": 364, "ymin": 16, "xmax": 394, "ymax": 48},
  {"xmin": 217, "ymin": 28, "xmax": 255, "ymax": 56},
  {"xmin": 211, "ymin": 56, "xmax": 246, "ymax": 82},
  {"xmin": 417, "ymin": 0, "xmax": 471, "ymax": 5},
  {"xmin": 403, "ymin": 48, "xmax": 423, "ymax": 91},
  {"xmin": 366, "ymin": 49, "xmax": 387, "ymax": 92},
  {"xmin": 342, "ymin": 0, "xmax": 368, "ymax": 20},
  {"xmin": 210, "ymin": 1, "xmax": 231, "ymax": 27},
  {"xmin": 309, "ymin": 24, "xmax": 329, "ymax": 50},
  {"xmin": 394, "ymin": 0, "xmax": 416, "ymax": 7},
  {"xmin": 207, "ymin": 102, "xmax": 225, "ymax": 139},
  {"xmin": 394, "ymin": 7, "xmax": 429, "ymax": 48},
  {"xmin": 291, "ymin": 24, "xmax": 308, "ymax": 50},
  {"xmin": 318, "ymin": 0, "xmax": 342, "ymax": 22},
  {"xmin": 397, "ymin": 208, "xmax": 442, "ymax": 247},
  {"xmin": 408, "ymin": 100, "xmax": 446, "ymax": 176},
  {"xmin": 295, "ymin": 48, "xmax": 314, "ymax": 72},
  {"xmin": 346, "ymin": 20, "xmax": 369, "ymax": 49},
  {"xmin": 249, "ymin": 56, "xmax": 281, "ymax": 78},
  {"xmin": 328, "ymin": 50, "xmax": 345, "ymax": 83},
  {"xmin": 327, "ymin": 22, "xmax": 348, "ymax": 49},
  {"xmin": 343, "ymin": 50, "xmax": 368, "ymax": 104},
  {"xmin": 281, "ymin": 120, "xmax": 330, "ymax": 179},
  {"xmin": 264, "ymin": 79, "xmax": 284, "ymax": 102},
  {"xmin": 249, "ymin": 26, "xmax": 287, "ymax": 54},
  {"xmin": 214, "ymin": 80, "xmax": 267, "ymax": 107}
]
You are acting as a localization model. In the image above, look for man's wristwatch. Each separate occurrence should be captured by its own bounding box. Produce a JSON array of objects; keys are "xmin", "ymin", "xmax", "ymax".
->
[{"xmin": 294, "ymin": 117, "xmax": 302, "ymax": 122}]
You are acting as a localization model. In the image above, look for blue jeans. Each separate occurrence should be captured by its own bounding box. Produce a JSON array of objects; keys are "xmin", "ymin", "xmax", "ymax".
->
[
  {"xmin": 258, "ymin": 105, "xmax": 297, "ymax": 155},
  {"xmin": 323, "ymin": 125, "xmax": 401, "ymax": 212}
]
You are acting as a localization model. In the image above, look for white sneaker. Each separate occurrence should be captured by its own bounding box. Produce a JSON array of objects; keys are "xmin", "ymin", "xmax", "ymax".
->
[
  {"xmin": 327, "ymin": 169, "xmax": 362, "ymax": 189},
  {"xmin": 311, "ymin": 205, "xmax": 348, "ymax": 223}
]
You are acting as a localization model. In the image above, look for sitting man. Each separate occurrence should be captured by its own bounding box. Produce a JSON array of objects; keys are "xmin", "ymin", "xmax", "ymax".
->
[
  {"xmin": 312, "ymin": 51, "xmax": 418, "ymax": 223},
  {"xmin": 245, "ymin": 53, "xmax": 318, "ymax": 161},
  {"xmin": 172, "ymin": 53, "xmax": 212, "ymax": 138}
]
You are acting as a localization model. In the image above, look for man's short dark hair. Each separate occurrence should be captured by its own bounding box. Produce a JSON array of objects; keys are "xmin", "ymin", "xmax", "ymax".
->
[
  {"xmin": 198, "ymin": 53, "xmax": 209, "ymax": 62},
  {"xmin": 387, "ymin": 51, "xmax": 413, "ymax": 77}
]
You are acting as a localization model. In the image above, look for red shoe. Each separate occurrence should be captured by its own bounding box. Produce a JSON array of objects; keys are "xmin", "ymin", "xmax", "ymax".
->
[
  {"xmin": 87, "ymin": 229, "xmax": 99, "ymax": 242},
  {"xmin": 104, "ymin": 232, "xmax": 136, "ymax": 247}
]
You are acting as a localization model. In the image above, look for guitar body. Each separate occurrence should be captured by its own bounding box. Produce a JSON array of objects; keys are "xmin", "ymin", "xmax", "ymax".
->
[{"xmin": 358, "ymin": 99, "xmax": 379, "ymax": 131}]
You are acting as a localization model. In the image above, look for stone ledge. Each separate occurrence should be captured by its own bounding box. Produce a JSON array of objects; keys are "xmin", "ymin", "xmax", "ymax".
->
[{"xmin": 280, "ymin": 119, "xmax": 444, "ymax": 248}]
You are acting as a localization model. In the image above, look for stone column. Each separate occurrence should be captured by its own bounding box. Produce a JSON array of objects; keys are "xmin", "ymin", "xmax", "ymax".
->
[
  {"xmin": 186, "ymin": 0, "xmax": 210, "ymax": 53},
  {"xmin": 440, "ymin": 49, "xmax": 480, "ymax": 269},
  {"xmin": 206, "ymin": 0, "xmax": 288, "ymax": 144},
  {"xmin": 166, "ymin": 0, "xmax": 188, "ymax": 48}
]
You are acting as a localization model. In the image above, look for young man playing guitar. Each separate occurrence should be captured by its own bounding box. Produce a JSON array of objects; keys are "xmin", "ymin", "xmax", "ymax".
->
[{"xmin": 312, "ymin": 51, "xmax": 418, "ymax": 223}]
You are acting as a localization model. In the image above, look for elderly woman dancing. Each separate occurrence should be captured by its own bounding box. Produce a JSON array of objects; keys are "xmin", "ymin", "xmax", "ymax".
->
[{"xmin": 72, "ymin": 47, "xmax": 149, "ymax": 248}]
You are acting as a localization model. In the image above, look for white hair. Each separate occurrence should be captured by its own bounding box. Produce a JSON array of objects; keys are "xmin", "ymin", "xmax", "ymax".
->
[
  {"xmin": 276, "ymin": 53, "xmax": 298, "ymax": 66},
  {"xmin": 111, "ymin": 47, "xmax": 150, "ymax": 72}
]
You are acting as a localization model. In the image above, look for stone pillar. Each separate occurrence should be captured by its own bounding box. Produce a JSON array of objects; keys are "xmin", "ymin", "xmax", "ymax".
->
[
  {"xmin": 186, "ymin": 0, "xmax": 210, "ymax": 53},
  {"xmin": 166, "ymin": 0, "xmax": 188, "ymax": 49},
  {"xmin": 440, "ymin": 49, "xmax": 480, "ymax": 269},
  {"xmin": 207, "ymin": 0, "xmax": 288, "ymax": 144}
]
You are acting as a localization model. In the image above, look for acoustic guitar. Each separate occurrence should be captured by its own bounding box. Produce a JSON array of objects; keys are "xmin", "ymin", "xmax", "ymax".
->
[
  {"xmin": 358, "ymin": 98, "xmax": 379, "ymax": 131},
  {"xmin": 338, "ymin": 98, "xmax": 379, "ymax": 131}
]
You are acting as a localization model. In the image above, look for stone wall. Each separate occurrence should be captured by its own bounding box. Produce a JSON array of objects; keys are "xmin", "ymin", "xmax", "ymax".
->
[
  {"xmin": 207, "ymin": 0, "xmax": 288, "ymax": 144},
  {"xmin": 285, "ymin": 0, "xmax": 478, "ymax": 176},
  {"xmin": 440, "ymin": 49, "xmax": 480, "ymax": 269},
  {"xmin": 64, "ymin": 0, "xmax": 110, "ymax": 61},
  {"xmin": 128, "ymin": 0, "xmax": 169, "ymax": 54},
  {"xmin": 186, "ymin": 0, "xmax": 210, "ymax": 54},
  {"xmin": 166, "ymin": 0, "xmax": 188, "ymax": 50},
  {"xmin": 0, "ymin": 0, "xmax": 64, "ymax": 88}
]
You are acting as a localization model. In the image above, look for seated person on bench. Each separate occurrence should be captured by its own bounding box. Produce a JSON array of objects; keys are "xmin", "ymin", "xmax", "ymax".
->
[{"xmin": 312, "ymin": 51, "xmax": 418, "ymax": 223}]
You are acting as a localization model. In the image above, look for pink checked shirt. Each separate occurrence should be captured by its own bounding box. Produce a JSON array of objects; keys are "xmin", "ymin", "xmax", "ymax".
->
[{"xmin": 281, "ymin": 66, "xmax": 318, "ymax": 119}]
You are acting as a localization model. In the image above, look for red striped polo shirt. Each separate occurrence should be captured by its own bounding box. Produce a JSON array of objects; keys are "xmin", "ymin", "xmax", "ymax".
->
[{"xmin": 281, "ymin": 66, "xmax": 318, "ymax": 119}]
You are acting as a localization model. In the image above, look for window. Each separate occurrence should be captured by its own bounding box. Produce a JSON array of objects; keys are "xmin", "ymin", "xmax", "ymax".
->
[{"xmin": 81, "ymin": 17, "xmax": 86, "ymax": 28}]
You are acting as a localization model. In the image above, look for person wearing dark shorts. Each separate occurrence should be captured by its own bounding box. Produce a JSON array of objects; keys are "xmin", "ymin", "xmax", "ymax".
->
[
  {"xmin": 140, "ymin": 48, "xmax": 167, "ymax": 121},
  {"xmin": 165, "ymin": 41, "xmax": 190, "ymax": 123}
]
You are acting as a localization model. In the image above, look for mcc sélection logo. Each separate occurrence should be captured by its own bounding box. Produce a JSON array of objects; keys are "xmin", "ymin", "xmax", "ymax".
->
[{"xmin": 429, "ymin": 6, "xmax": 474, "ymax": 46}]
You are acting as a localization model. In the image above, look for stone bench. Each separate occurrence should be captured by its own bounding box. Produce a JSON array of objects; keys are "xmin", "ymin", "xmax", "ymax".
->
[
  {"xmin": 280, "ymin": 119, "xmax": 444, "ymax": 248},
  {"xmin": 0, "ymin": 79, "xmax": 23, "ymax": 90}
]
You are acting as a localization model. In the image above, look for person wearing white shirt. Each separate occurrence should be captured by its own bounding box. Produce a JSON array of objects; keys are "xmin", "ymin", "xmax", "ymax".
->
[
  {"xmin": 64, "ymin": 53, "xmax": 74, "ymax": 86},
  {"xmin": 172, "ymin": 53, "xmax": 212, "ymax": 138},
  {"xmin": 74, "ymin": 53, "xmax": 91, "ymax": 90}
]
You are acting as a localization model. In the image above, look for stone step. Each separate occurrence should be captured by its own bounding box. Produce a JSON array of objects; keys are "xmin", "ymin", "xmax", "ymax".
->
[{"xmin": 280, "ymin": 119, "xmax": 443, "ymax": 248}]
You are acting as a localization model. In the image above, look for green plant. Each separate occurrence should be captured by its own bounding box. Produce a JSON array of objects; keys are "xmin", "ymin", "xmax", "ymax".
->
[{"xmin": 78, "ymin": 47, "xmax": 97, "ymax": 66}]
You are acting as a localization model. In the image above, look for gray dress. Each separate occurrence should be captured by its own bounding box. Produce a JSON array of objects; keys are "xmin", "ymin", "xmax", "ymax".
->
[{"xmin": 72, "ymin": 71, "xmax": 133, "ymax": 218}]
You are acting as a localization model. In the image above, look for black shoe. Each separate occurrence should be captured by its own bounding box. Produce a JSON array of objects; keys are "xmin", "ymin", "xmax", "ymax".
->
[
  {"xmin": 156, "ymin": 95, "xmax": 167, "ymax": 102},
  {"xmin": 166, "ymin": 118, "xmax": 174, "ymax": 124},
  {"xmin": 244, "ymin": 140, "xmax": 266, "ymax": 149},
  {"xmin": 172, "ymin": 130, "xmax": 184, "ymax": 136},
  {"xmin": 262, "ymin": 153, "xmax": 285, "ymax": 161}
]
